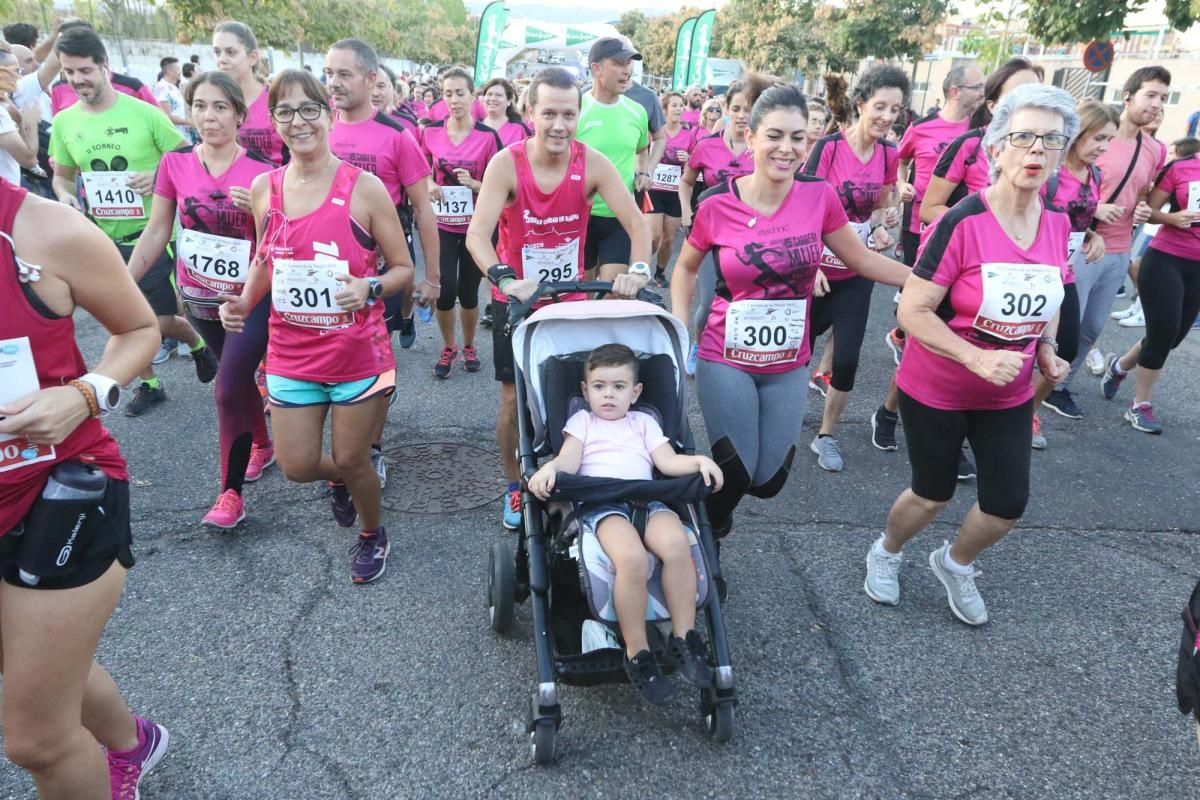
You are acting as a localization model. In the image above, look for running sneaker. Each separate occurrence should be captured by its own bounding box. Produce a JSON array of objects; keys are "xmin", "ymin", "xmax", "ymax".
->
[
  {"xmin": 349, "ymin": 526, "xmax": 390, "ymax": 584},
  {"xmin": 177, "ymin": 340, "xmax": 191, "ymax": 359},
  {"xmin": 192, "ymin": 345, "xmax": 219, "ymax": 384},
  {"xmin": 397, "ymin": 315, "xmax": 417, "ymax": 349},
  {"xmin": 668, "ymin": 629, "xmax": 714, "ymax": 688},
  {"xmin": 151, "ymin": 338, "xmax": 175, "ymax": 365},
  {"xmin": 462, "ymin": 344, "xmax": 482, "ymax": 372},
  {"xmin": 871, "ymin": 406, "xmax": 899, "ymax": 451},
  {"xmin": 810, "ymin": 435, "xmax": 844, "ymax": 472},
  {"xmin": 929, "ymin": 542, "xmax": 988, "ymax": 626},
  {"xmin": 864, "ymin": 535, "xmax": 902, "ymax": 606},
  {"xmin": 1085, "ymin": 348, "xmax": 1106, "ymax": 376},
  {"xmin": 1111, "ymin": 297, "xmax": 1141, "ymax": 320},
  {"xmin": 808, "ymin": 369, "xmax": 831, "ymax": 397},
  {"xmin": 1031, "ymin": 413, "xmax": 1047, "ymax": 451},
  {"xmin": 370, "ymin": 447, "xmax": 387, "ymax": 489},
  {"xmin": 434, "ymin": 346, "xmax": 458, "ymax": 379},
  {"xmin": 202, "ymin": 489, "xmax": 245, "ymax": 529},
  {"xmin": 1101, "ymin": 354, "xmax": 1127, "ymax": 400},
  {"xmin": 956, "ymin": 447, "xmax": 976, "ymax": 481},
  {"xmin": 108, "ymin": 716, "xmax": 170, "ymax": 800},
  {"xmin": 330, "ymin": 481, "xmax": 357, "ymax": 527},
  {"xmin": 502, "ymin": 485, "xmax": 522, "ymax": 530},
  {"xmin": 685, "ymin": 342, "xmax": 698, "ymax": 377},
  {"xmin": 885, "ymin": 328, "xmax": 905, "ymax": 366},
  {"xmin": 655, "ymin": 270, "xmax": 671, "ymax": 288},
  {"xmin": 244, "ymin": 443, "xmax": 275, "ymax": 483},
  {"xmin": 624, "ymin": 650, "xmax": 676, "ymax": 706},
  {"xmin": 480, "ymin": 307, "xmax": 493, "ymax": 328},
  {"xmin": 1115, "ymin": 283, "xmax": 1127, "ymax": 298},
  {"xmin": 124, "ymin": 381, "xmax": 166, "ymax": 417},
  {"xmin": 1118, "ymin": 308, "xmax": 1146, "ymax": 328},
  {"xmin": 1042, "ymin": 388, "xmax": 1083, "ymax": 420},
  {"xmin": 1125, "ymin": 402, "xmax": 1163, "ymax": 434}
]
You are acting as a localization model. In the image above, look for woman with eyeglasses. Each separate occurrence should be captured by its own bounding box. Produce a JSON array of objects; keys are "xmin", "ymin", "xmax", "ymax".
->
[
  {"xmin": 700, "ymin": 101, "xmax": 723, "ymax": 135},
  {"xmin": 125, "ymin": 71, "xmax": 276, "ymax": 530},
  {"xmin": 218, "ymin": 69, "xmax": 415, "ymax": 585},
  {"xmin": 864, "ymin": 85, "xmax": 1077, "ymax": 626}
]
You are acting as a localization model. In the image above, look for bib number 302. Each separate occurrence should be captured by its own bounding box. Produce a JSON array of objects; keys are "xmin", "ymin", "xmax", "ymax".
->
[{"xmin": 973, "ymin": 262, "xmax": 1064, "ymax": 341}]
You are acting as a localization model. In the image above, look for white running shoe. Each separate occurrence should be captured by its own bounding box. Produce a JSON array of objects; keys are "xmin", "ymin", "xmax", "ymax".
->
[
  {"xmin": 864, "ymin": 536, "xmax": 902, "ymax": 605},
  {"xmin": 1111, "ymin": 296, "xmax": 1142, "ymax": 320},
  {"xmin": 1118, "ymin": 309, "xmax": 1145, "ymax": 328},
  {"xmin": 1085, "ymin": 348, "xmax": 1105, "ymax": 376}
]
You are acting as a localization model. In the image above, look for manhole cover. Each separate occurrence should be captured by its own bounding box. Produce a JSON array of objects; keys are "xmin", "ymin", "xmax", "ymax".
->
[{"xmin": 381, "ymin": 442, "xmax": 506, "ymax": 514}]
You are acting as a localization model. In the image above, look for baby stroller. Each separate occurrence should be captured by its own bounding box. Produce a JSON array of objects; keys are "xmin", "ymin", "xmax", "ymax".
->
[{"xmin": 486, "ymin": 281, "xmax": 736, "ymax": 765}]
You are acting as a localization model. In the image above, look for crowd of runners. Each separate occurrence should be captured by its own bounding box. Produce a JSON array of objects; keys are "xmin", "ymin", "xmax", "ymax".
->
[{"xmin": 0, "ymin": 13, "xmax": 1197, "ymax": 797}]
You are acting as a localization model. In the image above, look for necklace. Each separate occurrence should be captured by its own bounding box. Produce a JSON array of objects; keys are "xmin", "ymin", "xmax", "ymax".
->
[{"xmin": 296, "ymin": 156, "xmax": 336, "ymax": 184}]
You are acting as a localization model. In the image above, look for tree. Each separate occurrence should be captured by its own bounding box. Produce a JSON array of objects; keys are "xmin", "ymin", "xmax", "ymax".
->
[
  {"xmin": 615, "ymin": 10, "xmax": 649, "ymax": 44},
  {"xmin": 619, "ymin": 7, "xmax": 703, "ymax": 78},
  {"xmin": 1024, "ymin": 0, "xmax": 1148, "ymax": 45},
  {"xmin": 835, "ymin": 0, "xmax": 951, "ymax": 62},
  {"xmin": 716, "ymin": 0, "xmax": 850, "ymax": 79},
  {"xmin": 1164, "ymin": 0, "xmax": 1200, "ymax": 34}
]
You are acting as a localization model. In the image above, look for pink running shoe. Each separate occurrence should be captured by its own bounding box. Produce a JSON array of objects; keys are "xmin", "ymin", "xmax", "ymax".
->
[
  {"xmin": 202, "ymin": 489, "xmax": 245, "ymax": 529},
  {"xmin": 245, "ymin": 442, "xmax": 276, "ymax": 483},
  {"xmin": 108, "ymin": 716, "xmax": 170, "ymax": 800}
]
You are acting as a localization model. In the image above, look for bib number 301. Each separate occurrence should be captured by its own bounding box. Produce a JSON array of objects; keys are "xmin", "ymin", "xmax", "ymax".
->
[{"xmin": 271, "ymin": 259, "xmax": 352, "ymax": 329}]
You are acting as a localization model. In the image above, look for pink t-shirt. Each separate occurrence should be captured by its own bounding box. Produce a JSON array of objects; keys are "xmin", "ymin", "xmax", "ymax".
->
[
  {"xmin": 420, "ymin": 120, "xmax": 501, "ymax": 233},
  {"xmin": 1149, "ymin": 155, "xmax": 1200, "ymax": 259},
  {"xmin": 932, "ymin": 127, "xmax": 989, "ymax": 207},
  {"xmin": 487, "ymin": 120, "xmax": 532, "ymax": 148},
  {"xmin": 330, "ymin": 111, "xmax": 430, "ymax": 207},
  {"xmin": 1093, "ymin": 132, "xmax": 1166, "ymax": 253},
  {"xmin": 154, "ymin": 145, "xmax": 274, "ymax": 296},
  {"xmin": 688, "ymin": 133, "xmax": 754, "ymax": 187},
  {"xmin": 424, "ymin": 97, "xmax": 486, "ymax": 123},
  {"xmin": 898, "ymin": 110, "xmax": 971, "ymax": 233},
  {"xmin": 681, "ymin": 109, "xmax": 702, "ymax": 127},
  {"xmin": 687, "ymin": 177, "xmax": 849, "ymax": 373},
  {"xmin": 897, "ymin": 192, "xmax": 1072, "ymax": 411},
  {"xmin": 238, "ymin": 90, "xmax": 288, "ymax": 167},
  {"xmin": 1044, "ymin": 165, "xmax": 1101, "ymax": 233},
  {"xmin": 51, "ymin": 73, "xmax": 159, "ymax": 115},
  {"xmin": 563, "ymin": 409, "xmax": 668, "ymax": 481},
  {"xmin": 389, "ymin": 107, "xmax": 420, "ymax": 138}
]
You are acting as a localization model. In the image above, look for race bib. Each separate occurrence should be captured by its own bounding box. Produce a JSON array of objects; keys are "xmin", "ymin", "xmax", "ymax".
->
[
  {"xmin": 819, "ymin": 220, "xmax": 873, "ymax": 271},
  {"xmin": 1188, "ymin": 181, "xmax": 1200, "ymax": 217},
  {"xmin": 433, "ymin": 185, "xmax": 474, "ymax": 226},
  {"xmin": 523, "ymin": 239, "xmax": 582, "ymax": 284},
  {"xmin": 723, "ymin": 299, "xmax": 807, "ymax": 367},
  {"xmin": 0, "ymin": 337, "xmax": 55, "ymax": 474},
  {"xmin": 81, "ymin": 172, "xmax": 144, "ymax": 219},
  {"xmin": 179, "ymin": 229, "xmax": 251, "ymax": 293},
  {"xmin": 271, "ymin": 259, "xmax": 353, "ymax": 329},
  {"xmin": 973, "ymin": 262, "xmax": 1065, "ymax": 342},
  {"xmin": 650, "ymin": 163, "xmax": 682, "ymax": 192},
  {"xmin": 1067, "ymin": 231, "xmax": 1085, "ymax": 263}
]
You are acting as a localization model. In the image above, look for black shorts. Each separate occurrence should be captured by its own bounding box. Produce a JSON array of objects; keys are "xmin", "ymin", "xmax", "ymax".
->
[
  {"xmin": 117, "ymin": 242, "xmax": 179, "ymax": 316},
  {"xmin": 0, "ymin": 479, "xmax": 135, "ymax": 590},
  {"xmin": 584, "ymin": 215, "xmax": 632, "ymax": 270},
  {"xmin": 901, "ymin": 230, "xmax": 922, "ymax": 269},
  {"xmin": 491, "ymin": 299, "xmax": 515, "ymax": 384},
  {"xmin": 645, "ymin": 190, "xmax": 682, "ymax": 218}
]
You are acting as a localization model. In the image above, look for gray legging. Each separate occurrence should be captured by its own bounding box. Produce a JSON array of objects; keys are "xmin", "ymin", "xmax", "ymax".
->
[
  {"xmin": 1062, "ymin": 250, "xmax": 1130, "ymax": 391},
  {"xmin": 691, "ymin": 251, "xmax": 717, "ymax": 340},
  {"xmin": 696, "ymin": 358, "xmax": 808, "ymax": 531}
]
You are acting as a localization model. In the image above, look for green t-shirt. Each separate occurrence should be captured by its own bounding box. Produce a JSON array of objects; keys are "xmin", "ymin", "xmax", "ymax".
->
[
  {"xmin": 577, "ymin": 92, "xmax": 649, "ymax": 218},
  {"xmin": 49, "ymin": 93, "xmax": 186, "ymax": 242}
]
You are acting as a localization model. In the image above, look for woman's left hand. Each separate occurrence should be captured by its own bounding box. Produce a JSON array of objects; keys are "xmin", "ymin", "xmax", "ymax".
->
[
  {"xmin": 229, "ymin": 186, "xmax": 252, "ymax": 212},
  {"xmin": 1083, "ymin": 230, "xmax": 1105, "ymax": 263},
  {"xmin": 0, "ymin": 386, "xmax": 91, "ymax": 446},
  {"xmin": 1037, "ymin": 344, "xmax": 1070, "ymax": 382},
  {"xmin": 334, "ymin": 275, "xmax": 370, "ymax": 311}
]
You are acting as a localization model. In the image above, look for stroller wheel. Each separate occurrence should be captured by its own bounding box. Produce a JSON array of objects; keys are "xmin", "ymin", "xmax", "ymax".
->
[
  {"xmin": 702, "ymin": 692, "xmax": 735, "ymax": 744},
  {"xmin": 488, "ymin": 541, "xmax": 516, "ymax": 634},
  {"xmin": 530, "ymin": 719, "xmax": 557, "ymax": 765}
]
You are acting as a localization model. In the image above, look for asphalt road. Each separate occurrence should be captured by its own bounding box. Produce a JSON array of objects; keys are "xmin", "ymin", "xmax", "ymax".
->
[{"xmin": 2, "ymin": 271, "xmax": 1198, "ymax": 799}]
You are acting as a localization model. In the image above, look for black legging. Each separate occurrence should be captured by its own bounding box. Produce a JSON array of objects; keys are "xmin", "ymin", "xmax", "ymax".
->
[
  {"xmin": 1056, "ymin": 282, "xmax": 1080, "ymax": 366},
  {"xmin": 807, "ymin": 275, "xmax": 874, "ymax": 392},
  {"xmin": 1137, "ymin": 247, "xmax": 1200, "ymax": 370},
  {"xmin": 436, "ymin": 229, "xmax": 483, "ymax": 311}
]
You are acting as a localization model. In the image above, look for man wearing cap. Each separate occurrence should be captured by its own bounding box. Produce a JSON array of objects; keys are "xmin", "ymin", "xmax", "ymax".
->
[{"xmin": 578, "ymin": 37, "xmax": 656, "ymax": 281}]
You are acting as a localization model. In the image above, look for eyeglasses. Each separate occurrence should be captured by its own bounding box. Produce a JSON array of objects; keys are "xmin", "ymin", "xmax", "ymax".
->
[
  {"xmin": 1004, "ymin": 131, "xmax": 1070, "ymax": 150},
  {"xmin": 954, "ymin": 83, "xmax": 984, "ymax": 92},
  {"xmin": 269, "ymin": 103, "xmax": 327, "ymax": 123}
]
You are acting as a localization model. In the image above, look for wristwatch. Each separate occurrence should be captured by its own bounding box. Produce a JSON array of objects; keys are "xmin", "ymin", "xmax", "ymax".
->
[
  {"xmin": 366, "ymin": 277, "xmax": 384, "ymax": 299},
  {"xmin": 1037, "ymin": 335, "xmax": 1059, "ymax": 353},
  {"xmin": 80, "ymin": 372, "xmax": 121, "ymax": 414},
  {"xmin": 627, "ymin": 261, "xmax": 652, "ymax": 280}
]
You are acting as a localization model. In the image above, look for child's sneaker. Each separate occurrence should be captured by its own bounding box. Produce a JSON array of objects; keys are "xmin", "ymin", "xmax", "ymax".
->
[
  {"xmin": 108, "ymin": 716, "xmax": 170, "ymax": 800},
  {"xmin": 624, "ymin": 650, "xmax": 676, "ymax": 706},
  {"xmin": 669, "ymin": 629, "xmax": 714, "ymax": 688}
]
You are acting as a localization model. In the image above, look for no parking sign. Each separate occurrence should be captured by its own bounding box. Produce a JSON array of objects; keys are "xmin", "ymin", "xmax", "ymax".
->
[{"xmin": 1083, "ymin": 40, "xmax": 1114, "ymax": 73}]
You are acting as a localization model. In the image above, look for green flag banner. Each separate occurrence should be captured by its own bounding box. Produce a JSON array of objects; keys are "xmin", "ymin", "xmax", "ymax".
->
[
  {"xmin": 672, "ymin": 17, "xmax": 697, "ymax": 91},
  {"xmin": 525, "ymin": 24, "xmax": 555, "ymax": 44},
  {"xmin": 566, "ymin": 27, "xmax": 592, "ymax": 47},
  {"xmin": 686, "ymin": 9, "xmax": 716, "ymax": 90},
  {"xmin": 474, "ymin": 1, "xmax": 508, "ymax": 81}
]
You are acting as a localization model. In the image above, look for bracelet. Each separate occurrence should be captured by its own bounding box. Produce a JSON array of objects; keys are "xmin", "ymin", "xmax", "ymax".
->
[
  {"xmin": 486, "ymin": 263, "xmax": 517, "ymax": 288},
  {"xmin": 68, "ymin": 379, "xmax": 99, "ymax": 418},
  {"xmin": 1037, "ymin": 335, "xmax": 1059, "ymax": 353},
  {"xmin": 498, "ymin": 277, "xmax": 515, "ymax": 292}
]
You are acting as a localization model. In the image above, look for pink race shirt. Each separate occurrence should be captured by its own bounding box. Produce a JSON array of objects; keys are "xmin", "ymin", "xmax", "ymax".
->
[
  {"xmin": 1093, "ymin": 132, "xmax": 1166, "ymax": 253},
  {"xmin": 154, "ymin": 145, "xmax": 274, "ymax": 296},
  {"xmin": 1044, "ymin": 165, "xmax": 1101, "ymax": 233},
  {"xmin": 932, "ymin": 127, "xmax": 989, "ymax": 207},
  {"xmin": 897, "ymin": 110, "xmax": 971, "ymax": 234},
  {"xmin": 488, "ymin": 120, "xmax": 532, "ymax": 148},
  {"xmin": 1149, "ymin": 155, "xmax": 1200, "ymax": 259},
  {"xmin": 424, "ymin": 98, "xmax": 486, "ymax": 123},
  {"xmin": 420, "ymin": 120, "xmax": 501, "ymax": 233},
  {"xmin": 650, "ymin": 124, "xmax": 695, "ymax": 193},
  {"xmin": 681, "ymin": 109, "xmax": 702, "ymax": 127},
  {"xmin": 390, "ymin": 107, "xmax": 420, "ymax": 138},
  {"xmin": 238, "ymin": 90, "xmax": 288, "ymax": 167},
  {"xmin": 330, "ymin": 111, "xmax": 430, "ymax": 207},
  {"xmin": 687, "ymin": 177, "xmax": 849, "ymax": 373},
  {"xmin": 563, "ymin": 409, "xmax": 668, "ymax": 481},
  {"xmin": 51, "ymin": 72, "xmax": 159, "ymax": 115},
  {"xmin": 688, "ymin": 133, "xmax": 754, "ymax": 187},
  {"xmin": 897, "ymin": 192, "xmax": 1072, "ymax": 411}
]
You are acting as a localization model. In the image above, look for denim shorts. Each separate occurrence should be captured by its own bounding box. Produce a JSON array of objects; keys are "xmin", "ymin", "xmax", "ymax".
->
[
  {"xmin": 578, "ymin": 501, "xmax": 678, "ymax": 540},
  {"xmin": 267, "ymin": 369, "xmax": 395, "ymax": 407}
]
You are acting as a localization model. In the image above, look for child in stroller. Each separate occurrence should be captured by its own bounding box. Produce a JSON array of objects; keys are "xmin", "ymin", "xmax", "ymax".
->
[{"xmin": 528, "ymin": 343, "xmax": 723, "ymax": 705}]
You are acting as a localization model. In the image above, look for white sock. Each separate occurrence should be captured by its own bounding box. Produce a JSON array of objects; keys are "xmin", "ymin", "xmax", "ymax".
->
[
  {"xmin": 875, "ymin": 534, "xmax": 901, "ymax": 558},
  {"xmin": 943, "ymin": 546, "xmax": 973, "ymax": 575}
]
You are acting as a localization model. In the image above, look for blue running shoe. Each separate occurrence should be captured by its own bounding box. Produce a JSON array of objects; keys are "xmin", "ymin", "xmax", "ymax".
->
[
  {"xmin": 1101, "ymin": 354, "xmax": 1126, "ymax": 400},
  {"xmin": 397, "ymin": 316, "xmax": 416, "ymax": 349},
  {"xmin": 502, "ymin": 482, "xmax": 522, "ymax": 530},
  {"xmin": 685, "ymin": 343, "xmax": 698, "ymax": 377}
]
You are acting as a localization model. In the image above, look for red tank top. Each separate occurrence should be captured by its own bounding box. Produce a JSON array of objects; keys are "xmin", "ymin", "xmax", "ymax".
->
[
  {"xmin": 261, "ymin": 161, "xmax": 391, "ymax": 383},
  {"xmin": 0, "ymin": 181, "xmax": 127, "ymax": 536},
  {"xmin": 494, "ymin": 140, "xmax": 590, "ymax": 303}
]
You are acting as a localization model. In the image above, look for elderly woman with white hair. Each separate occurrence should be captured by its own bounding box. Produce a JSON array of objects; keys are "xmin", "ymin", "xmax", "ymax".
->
[{"xmin": 862, "ymin": 84, "xmax": 1077, "ymax": 625}]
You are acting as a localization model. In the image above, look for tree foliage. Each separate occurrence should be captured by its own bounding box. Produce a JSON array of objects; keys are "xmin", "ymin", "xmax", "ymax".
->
[
  {"xmin": 617, "ymin": 6, "xmax": 702, "ymax": 77},
  {"xmin": 1024, "ymin": 0, "xmax": 1148, "ymax": 45},
  {"xmin": 1163, "ymin": 0, "xmax": 1200, "ymax": 34},
  {"xmin": 835, "ymin": 0, "xmax": 951, "ymax": 62},
  {"xmin": 714, "ymin": 0, "xmax": 851, "ymax": 79}
]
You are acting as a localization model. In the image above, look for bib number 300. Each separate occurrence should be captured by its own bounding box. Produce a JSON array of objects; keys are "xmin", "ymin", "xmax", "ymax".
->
[{"xmin": 724, "ymin": 299, "xmax": 807, "ymax": 367}]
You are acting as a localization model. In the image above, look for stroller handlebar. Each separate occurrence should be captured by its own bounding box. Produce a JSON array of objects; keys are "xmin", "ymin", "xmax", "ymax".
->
[{"xmin": 505, "ymin": 281, "xmax": 664, "ymax": 330}]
